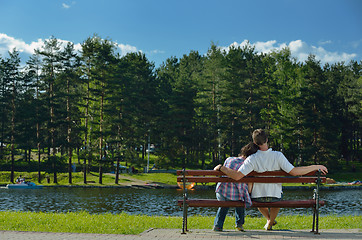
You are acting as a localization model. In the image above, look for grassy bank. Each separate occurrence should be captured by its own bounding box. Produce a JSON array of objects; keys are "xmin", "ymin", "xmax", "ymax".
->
[
  {"xmin": 0, "ymin": 211, "xmax": 360, "ymax": 235},
  {"xmin": 0, "ymin": 171, "xmax": 177, "ymax": 186},
  {"xmin": 1, "ymin": 170, "xmax": 361, "ymax": 187}
]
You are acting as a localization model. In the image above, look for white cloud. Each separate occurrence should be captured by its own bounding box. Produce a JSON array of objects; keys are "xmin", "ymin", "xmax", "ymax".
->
[
  {"xmin": 319, "ymin": 40, "xmax": 332, "ymax": 45},
  {"xmin": 0, "ymin": 33, "xmax": 139, "ymax": 59},
  {"xmin": 287, "ymin": 40, "xmax": 356, "ymax": 63},
  {"xmin": 0, "ymin": 33, "xmax": 357, "ymax": 65},
  {"xmin": 62, "ymin": 1, "xmax": 77, "ymax": 9},
  {"xmin": 0, "ymin": 34, "xmax": 78, "ymax": 56},
  {"xmin": 222, "ymin": 39, "xmax": 357, "ymax": 64},
  {"xmin": 73, "ymin": 43, "xmax": 82, "ymax": 52},
  {"xmin": 116, "ymin": 43, "xmax": 139, "ymax": 56},
  {"xmin": 147, "ymin": 49, "xmax": 165, "ymax": 55},
  {"xmin": 0, "ymin": 33, "xmax": 42, "ymax": 55},
  {"xmin": 351, "ymin": 39, "xmax": 362, "ymax": 49},
  {"xmin": 62, "ymin": 3, "xmax": 70, "ymax": 9}
]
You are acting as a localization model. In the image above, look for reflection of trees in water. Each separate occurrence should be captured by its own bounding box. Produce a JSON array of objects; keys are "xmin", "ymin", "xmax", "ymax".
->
[{"xmin": 0, "ymin": 188, "xmax": 359, "ymax": 216}]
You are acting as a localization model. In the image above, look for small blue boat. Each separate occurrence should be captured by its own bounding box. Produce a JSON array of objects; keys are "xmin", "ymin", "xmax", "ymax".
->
[{"xmin": 6, "ymin": 181, "xmax": 43, "ymax": 189}]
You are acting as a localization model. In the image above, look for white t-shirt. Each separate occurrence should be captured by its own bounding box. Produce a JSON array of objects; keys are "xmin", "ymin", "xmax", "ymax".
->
[{"xmin": 238, "ymin": 148, "xmax": 294, "ymax": 198}]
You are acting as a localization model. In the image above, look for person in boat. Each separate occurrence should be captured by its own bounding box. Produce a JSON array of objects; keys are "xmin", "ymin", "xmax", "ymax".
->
[{"xmin": 16, "ymin": 175, "xmax": 25, "ymax": 184}]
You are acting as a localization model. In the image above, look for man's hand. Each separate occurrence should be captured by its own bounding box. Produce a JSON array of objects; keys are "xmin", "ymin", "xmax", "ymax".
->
[
  {"xmin": 214, "ymin": 164, "xmax": 244, "ymax": 180},
  {"xmin": 289, "ymin": 165, "xmax": 328, "ymax": 176},
  {"xmin": 214, "ymin": 164, "xmax": 223, "ymax": 171},
  {"xmin": 316, "ymin": 165, "xmax": 328, "ymax": 175}
]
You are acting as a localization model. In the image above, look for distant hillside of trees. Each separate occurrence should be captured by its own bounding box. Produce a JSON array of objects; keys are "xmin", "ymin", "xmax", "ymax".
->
[{"xmin": 0, "ymin": 35, "xmax": 360, "ymax": 183}]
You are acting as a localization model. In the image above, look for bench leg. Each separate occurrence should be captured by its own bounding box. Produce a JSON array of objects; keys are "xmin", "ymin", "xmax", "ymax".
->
[
  {"xmin": 311, "ymin": 208, "xmax": 316, "ymax": 233},
  {"xmin": 315, "ymin": 206, "xmax": 319, "ymax": 234},
  {"xmin": 181, "ymin": 168, "xmax": 188, "ymax": 234},
  {"xmin": 311, "ymin": 172, "xmax": 321, "ymax": 234},
  {"xmin": 182, "ymin": 204, "xmax": 188, "ymax": 234},
  {"xmin": 315, "ymin": 172, "xmax": 321, "ymax": 234}
]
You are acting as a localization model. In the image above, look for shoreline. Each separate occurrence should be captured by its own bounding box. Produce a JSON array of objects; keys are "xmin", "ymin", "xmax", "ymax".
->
[{"xmin": 2, "ymin": 183, "xmax": 360, "ymax": 190}]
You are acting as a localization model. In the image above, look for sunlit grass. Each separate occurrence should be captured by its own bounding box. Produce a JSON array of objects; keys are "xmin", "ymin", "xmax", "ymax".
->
[
  {"xmin": 0, "ymin": 171, "xmax": 148, "ymax": 186},
  {"xmin": 126, "ymin": 173, "xmax": 176, "ymax": 185},
  {"xmin": 1, "ymin": 170, "xmax": 360, "ymax": 187},
  {"xmin": 190, "ymin": 214, "xmax": 362, "ymax": 231},
  {"xmin": 0, "ymin": 211, "xmax": 360, "ymax": 235}
]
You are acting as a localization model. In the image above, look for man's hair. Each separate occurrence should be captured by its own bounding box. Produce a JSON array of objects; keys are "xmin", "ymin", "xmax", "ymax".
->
[
  {"xmin": 239, "ymin": 142, "xmax": 258, "ymax": 157},
  {"xmin": 252, "ymin": 129, "xmax": 268, "ymax": 146}
]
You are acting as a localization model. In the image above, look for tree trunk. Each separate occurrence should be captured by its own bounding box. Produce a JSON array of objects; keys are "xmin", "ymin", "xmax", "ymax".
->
[
  {"xmin": 67, "ymin": 79, "xmax": 72, "ymax": 184},
  {"xmin": 99, "ymin": 90, "xmax": 104, "ymax": 184},
  {"xmin": 10, "ymin": 80, "xmax": 16, "ymax": 183}
]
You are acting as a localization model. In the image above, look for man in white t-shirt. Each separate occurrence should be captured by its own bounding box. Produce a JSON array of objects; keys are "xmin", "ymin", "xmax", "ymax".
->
[{"xmin": 214, "ymin": 129, "xmax": 328, "ymax": 230}]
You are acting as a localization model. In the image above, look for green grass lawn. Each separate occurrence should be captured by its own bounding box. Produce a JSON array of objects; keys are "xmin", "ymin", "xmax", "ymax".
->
[
  {"xmin": 0, "ymin": 211, "xmax": 360, "ymax": 235},
  {"xmin": 126, "ymin": 173, "xmax": 176, "ymax": 185},
  {"xmin": 0, "ymin": 171, "xmax": 124, "ymax": 186},
  {"xmin": 1, "ymin": 167, "xmax": 361, "ymax": 187},
  {"xmin": 0, "ymin": 171, "xmax": 178, "ymax": 186}
]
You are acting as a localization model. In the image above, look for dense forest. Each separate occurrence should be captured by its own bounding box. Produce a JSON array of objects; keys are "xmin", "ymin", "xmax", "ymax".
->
[{"xmin": 0, "ymin": 35, "xmax": 360, "ymax": 183}]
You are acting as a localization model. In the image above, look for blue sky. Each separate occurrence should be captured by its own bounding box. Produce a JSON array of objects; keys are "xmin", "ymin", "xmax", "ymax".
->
[{"xmin": 0, "ymin": 0, "xmax": 361, "ymax": 67}]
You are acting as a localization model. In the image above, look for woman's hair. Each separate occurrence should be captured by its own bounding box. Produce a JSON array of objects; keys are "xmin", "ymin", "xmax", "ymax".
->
[
  {"xmin": 239, "ymin": 142, "xmax": 258, "ymax": 157},
  {"xmin": 252, "ymin": 129, "xmax": 268, "ymax": 146}
]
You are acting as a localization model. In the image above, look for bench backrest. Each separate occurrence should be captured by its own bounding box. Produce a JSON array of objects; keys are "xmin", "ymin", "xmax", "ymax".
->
[{"xmin": 177, "ymin": 170, "xmax": 326, "ymax": 184}]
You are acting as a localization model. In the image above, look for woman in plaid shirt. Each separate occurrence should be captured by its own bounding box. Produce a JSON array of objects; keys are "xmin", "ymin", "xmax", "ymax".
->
[{"xmin": 213, "ymin": 142, "xmax": 258, "ymax": 232}]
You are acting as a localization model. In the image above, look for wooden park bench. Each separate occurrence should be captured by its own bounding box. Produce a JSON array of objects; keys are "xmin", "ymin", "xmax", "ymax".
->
[{"xmin": 177, "ymin": 169, "xmax": 326, "ymax": 234}]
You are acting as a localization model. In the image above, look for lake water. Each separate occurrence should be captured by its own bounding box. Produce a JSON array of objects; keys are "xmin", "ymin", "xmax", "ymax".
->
[{"xmin": 0, "ymin": 187, "xmax": 360, "ymax": 217}]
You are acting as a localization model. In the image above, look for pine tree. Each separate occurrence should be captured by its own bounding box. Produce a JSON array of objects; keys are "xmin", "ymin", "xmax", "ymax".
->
[
  {"xmin": 199, "ymin": 43, "xmax": 227, "ymax": 166},
  {"xmin": 35, "ymin": 36, "xmax": 63, "ymax": 183},
  {"xmin": 0, "ymin": 56, "xmax": 9, "ymax": 162},
  {"xmin": 58, "ymin": 42, "xmax": 81, "ymax": 184},
  {"xmin": 264, "ymin": 48, "xmax": 302, "ymax": 164},
  {"xmin": 4, "ymin": 49, "xmax": 22, "ymax": 182},
  {"xmin": 80, "ymin": 36, "xmax": 117, "ymax": 184},
  {"xmin": 222, "ymin": 44, "xmax": 264, "ymax": 156},
  {"xmin": 154, "ymin": 57, "xmax": 180, "ymax": 168},
  {"xmin": 25, "ymin": 54, "xmax": 46, "ymax": 182},
  {"xmin": 298, "ymin": 55, "xmax": 330, "ymax": 165}
]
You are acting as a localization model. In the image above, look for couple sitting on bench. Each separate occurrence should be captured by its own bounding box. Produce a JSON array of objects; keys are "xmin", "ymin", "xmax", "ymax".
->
[{"xmin": 213, "ymin": 129, "xmax": 328, "ymax": 231}]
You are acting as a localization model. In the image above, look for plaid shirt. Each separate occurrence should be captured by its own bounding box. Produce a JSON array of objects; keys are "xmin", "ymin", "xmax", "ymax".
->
[{"xmin": 215, "ymin": 157, "xmax": 252, "ymax": 207}]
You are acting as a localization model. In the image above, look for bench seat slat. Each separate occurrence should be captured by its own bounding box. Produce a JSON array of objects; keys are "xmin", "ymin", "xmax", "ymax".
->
[
  {"xmin": 177, "ymin": 176, "xmax": 326, "ymax": 183},
  {"xmin": 176, "ymin": 170, "xmax": 320, "ymax": 176},
  {"xmin": 177, "ymin": 199, "xmax": 325, "ymax": 208}
]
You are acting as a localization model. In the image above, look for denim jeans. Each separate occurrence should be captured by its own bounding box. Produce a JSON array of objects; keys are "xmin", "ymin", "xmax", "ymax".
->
[{"xmin": 214, "ymin": 193, "xmax": 245, "ymax": 229}]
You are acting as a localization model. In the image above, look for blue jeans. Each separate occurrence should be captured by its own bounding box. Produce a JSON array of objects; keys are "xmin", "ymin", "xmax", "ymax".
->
[{"xmin": 214, "ymin": 193, "xmax": 245, "ymax": 229}]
